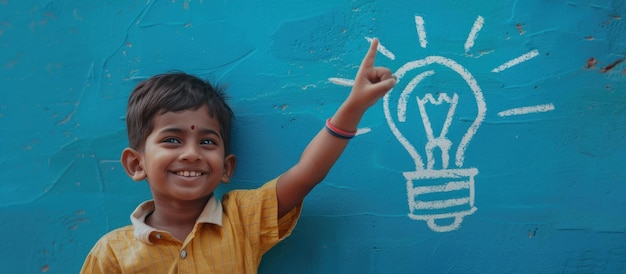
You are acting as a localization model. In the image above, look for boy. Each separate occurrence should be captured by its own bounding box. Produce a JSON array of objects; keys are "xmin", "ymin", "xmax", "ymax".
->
[{"xmin": 81, "ymin": 38, "xmax": 396, "ymax": 273}]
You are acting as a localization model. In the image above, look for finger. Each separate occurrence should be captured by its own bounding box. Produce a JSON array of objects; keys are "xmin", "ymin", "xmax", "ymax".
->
[
  {"xmin": 359, "ymin": 37, "xmax": 379, "ymax": 70},
  {"xmin": 372, "ymin": 67, "xmax": 393, "ymax": 82},
  {"xmin": 370, "ymin": 77, "xmax": 397, "ymax": 96},
  {"xmin": 371, "ymin": 67, "xmax": 396, "ymax": 91}
]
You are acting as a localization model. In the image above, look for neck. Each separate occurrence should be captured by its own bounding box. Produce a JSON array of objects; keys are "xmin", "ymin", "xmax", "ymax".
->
[{"xmin": 147, "ymin": 196, "xmax": 211, "ymax": 241}]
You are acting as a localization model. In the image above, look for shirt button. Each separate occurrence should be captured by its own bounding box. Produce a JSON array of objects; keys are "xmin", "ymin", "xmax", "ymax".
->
[{"xmin": 180, "ymin": 250, "xmax": 187, "ymax": 259}]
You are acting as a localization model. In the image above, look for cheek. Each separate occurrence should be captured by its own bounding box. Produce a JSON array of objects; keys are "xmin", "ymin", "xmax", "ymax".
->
[
  {"xmin": 205, "ymin": 153, "xmax": 227, "ymax": 167},
  {"xmin": 143, "ymin": 148, "xmax": 175, "ymax": 167},
  {"xmin": 207, "ymin": 153, "xmax": 225, "ymax": 162}
]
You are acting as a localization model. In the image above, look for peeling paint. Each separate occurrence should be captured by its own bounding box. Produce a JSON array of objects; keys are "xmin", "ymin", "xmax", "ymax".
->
[
  {"xmin": 599, "ymin": 58, "xmax": 625, "ymax": 73},
  {"xmin": 587, "ymin": 57, "xmax": 597, "ymax": 68}
]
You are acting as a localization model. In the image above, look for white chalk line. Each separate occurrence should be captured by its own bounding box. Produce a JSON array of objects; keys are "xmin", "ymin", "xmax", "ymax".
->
[
  {"xmin": 328, "ymin": 77, "xmax": 354, "ymax": 87},
  {"xmin": 497, "ymin": 103, "xmax": 555, "ymax": 117},
  {"xmin": 464, "ymin": 16, "xmax": 484, "ymax": 53},
  {"xmin": 397, "ymin": 70, "xmax": 436, "ymax": 122},
  {"xmin": 411, "ymin": 181, "xmax": 471, "ymax": 195},
  {"xmin": 413, "ymin": 198, "xmax": 471, "ymax": 210},
  {"xmin": 356, "ymin": 127, "xmax": 372, "ymax": 136},
  {"xmin": 418, "ymin": 93, "xmax": 459, "ymax": 170},
  {"xmin": 492, "ymin": 50, "xmax": 540, "ymax": 73},
  {"xmin": 415, "ymin": 16, "xmax": 428, "ymax": 48},
  {"xmin": 409, "ymin": 207, "xmax": 477, "ymax": 232}
]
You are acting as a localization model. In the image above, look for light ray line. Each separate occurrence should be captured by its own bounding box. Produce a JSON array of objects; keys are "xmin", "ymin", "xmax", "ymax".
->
[
  {"xmin": 356, "ymin": 128, "xmax": 372, "ymax": 136},
  {"xmin": 365, "ymin": 37, "xmax": 396, "ymax": 60},
  {"xmin": 464, "ymin": 16, "xmax": 484, "ymax": 53},
  {"xmin": 492, "ymin": 50, "xmax": 540, "ymax": 73},
  {"xmin": 328, "ymin": 77, "xmax": 354, "ymax": 86},
  {"xmin": 415, "ymin": 16, "xmax": 428, "ymax": 48},
  {"xmin": 497, "ymin": 103, "xmax": 555, "ymax": 117}
]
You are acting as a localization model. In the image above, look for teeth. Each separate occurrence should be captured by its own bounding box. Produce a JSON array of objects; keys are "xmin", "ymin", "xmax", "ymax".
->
[{"xmin": 176, "ymin": 171, "xmax": 203, "ymax": 177}]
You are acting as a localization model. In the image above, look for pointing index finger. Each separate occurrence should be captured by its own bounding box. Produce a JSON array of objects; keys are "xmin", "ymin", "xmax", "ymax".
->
[{"xmin": 360, "ymin": 37, "xmax": 379, "ymax": 69}]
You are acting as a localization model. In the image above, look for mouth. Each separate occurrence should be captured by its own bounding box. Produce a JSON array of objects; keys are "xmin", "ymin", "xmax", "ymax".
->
[{"xmin": 175, "ymin": 170, "xmax": 205, "ymax": 177}]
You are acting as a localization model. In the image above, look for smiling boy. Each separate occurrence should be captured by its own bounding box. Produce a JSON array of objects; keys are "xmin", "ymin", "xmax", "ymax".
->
[{"xmin": 81, "ymin": 38, "xmax": 396, "ymax": 273}]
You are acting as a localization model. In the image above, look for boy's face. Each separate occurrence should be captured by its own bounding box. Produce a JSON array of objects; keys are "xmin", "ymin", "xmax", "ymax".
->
[{"xmin": 129, "ymin": 105, "xmax": 235, "ymax": 203}]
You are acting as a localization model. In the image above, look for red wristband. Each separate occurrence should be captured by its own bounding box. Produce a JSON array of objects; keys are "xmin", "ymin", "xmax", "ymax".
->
[{"xmin": 325, "ymin": 118, "xmax": 357, "ymax": 139}]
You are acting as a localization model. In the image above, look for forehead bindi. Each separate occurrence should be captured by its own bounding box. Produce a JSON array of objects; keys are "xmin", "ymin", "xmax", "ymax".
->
[{"xmin": 151, "ymin": 106, "xmax": 220, "ymax": 134}]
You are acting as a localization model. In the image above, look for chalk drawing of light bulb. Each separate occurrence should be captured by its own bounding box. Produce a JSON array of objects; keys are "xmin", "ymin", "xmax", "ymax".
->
[
  {"xmin": 383, "ymin": 56, "xmax": 485, "ymax": 232},
  {"xmin": 328, "ymin": 15, "xmax": 555, "ymax": 232}
]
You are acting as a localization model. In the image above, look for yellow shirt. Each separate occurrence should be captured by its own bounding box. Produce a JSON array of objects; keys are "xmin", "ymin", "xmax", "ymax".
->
[{"xmin": 81, "ymin": 179, "xmax": 301, "ymax": 273}]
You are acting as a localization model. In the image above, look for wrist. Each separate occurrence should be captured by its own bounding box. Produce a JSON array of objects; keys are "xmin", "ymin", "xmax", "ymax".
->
[
  {"xmin": 329, "ymin": 104, "xmax": 366, "ymax": 133},
  {"xmin": 325, "ymin": 118, "xmax": 356, "ymax": 139}
]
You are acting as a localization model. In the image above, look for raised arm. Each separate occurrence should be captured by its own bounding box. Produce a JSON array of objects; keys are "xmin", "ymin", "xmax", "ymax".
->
[{"xmin": 276, "ymin": 38, "xmax": 396, "ymax": 218}]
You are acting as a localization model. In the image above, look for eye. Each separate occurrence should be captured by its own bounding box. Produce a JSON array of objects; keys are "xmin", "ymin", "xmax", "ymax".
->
[
  {"xmin": 200, "ymin": 139, "xmax": 216, "ymax": 145},
  {"xmin": 163, "ymin": 137, "xmax": 181, "ymax": 144}
]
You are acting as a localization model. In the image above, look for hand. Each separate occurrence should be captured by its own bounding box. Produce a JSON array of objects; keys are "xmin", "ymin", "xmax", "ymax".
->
[{"xmin": 348, "ymin": 38, "xmax": 396, "ymax": 110}]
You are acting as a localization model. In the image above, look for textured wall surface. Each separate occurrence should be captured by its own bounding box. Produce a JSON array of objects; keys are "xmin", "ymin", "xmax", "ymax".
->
[{"xmin": 1, "ymin": 0, "xmax": 625, "ymax": 273}]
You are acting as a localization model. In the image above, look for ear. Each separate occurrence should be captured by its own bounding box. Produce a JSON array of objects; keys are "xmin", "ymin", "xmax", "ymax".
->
[
  {"xmin": 121, "ymin": 148, "xmax": 147, "ymax": 181},
  {"xmin": 221, "ymin": 154, "xmax": 237, "ymax": 184}
]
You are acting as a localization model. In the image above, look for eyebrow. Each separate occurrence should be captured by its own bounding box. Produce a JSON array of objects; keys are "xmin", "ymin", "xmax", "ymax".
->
[{"xmin": 159, "ymin": 127, "xmax": 222, "ymax": 139}]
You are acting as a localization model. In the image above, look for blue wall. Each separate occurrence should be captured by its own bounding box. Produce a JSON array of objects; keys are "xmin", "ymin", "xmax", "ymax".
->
[{"xmin": 2, "ymin": 0, "xmax": 625, "ymax": 273}]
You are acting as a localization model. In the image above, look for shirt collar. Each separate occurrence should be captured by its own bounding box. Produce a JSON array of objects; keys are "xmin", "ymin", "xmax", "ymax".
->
[{"xmin": 130, "ymin": 195, "xmax": 223, "ymax": 244}]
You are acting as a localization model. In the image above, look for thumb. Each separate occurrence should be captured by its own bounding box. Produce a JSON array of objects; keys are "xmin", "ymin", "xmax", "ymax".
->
[{"xmin": 371, "ymin": 77, "xmax": 397, "ymax": 96}]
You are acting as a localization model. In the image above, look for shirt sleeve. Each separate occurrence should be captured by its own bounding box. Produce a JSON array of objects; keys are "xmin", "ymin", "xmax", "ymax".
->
[{"xmin": 222, "ymin": 178, "xmax": 302, "ymax": 259}]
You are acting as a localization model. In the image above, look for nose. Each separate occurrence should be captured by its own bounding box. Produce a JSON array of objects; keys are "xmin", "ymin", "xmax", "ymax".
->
[{"xmin": 179, "ymin": 143, "xmax": 202, "ymax": 162}]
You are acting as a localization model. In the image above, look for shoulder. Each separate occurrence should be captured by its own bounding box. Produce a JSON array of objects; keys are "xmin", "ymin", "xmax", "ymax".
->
[
  {"xmin": 101, "ymin": 225, "xmax": 135, "ymax": 240},
  {"xmin": 222, "ymin": 178, "xmax": 278, "ymax": 210},
  {"xmin": 81, "ymin": 225, "xmax": 135, "ymax": 273},
  {"xmin": 89, "ymin": 225, "xmax": 136, "ymax": 252}
]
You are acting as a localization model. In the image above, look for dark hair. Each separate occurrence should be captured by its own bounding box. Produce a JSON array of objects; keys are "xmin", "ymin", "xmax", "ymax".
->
[{"xmin": 126, "ymin": 72, "xmax": 234, "ymax": 154}]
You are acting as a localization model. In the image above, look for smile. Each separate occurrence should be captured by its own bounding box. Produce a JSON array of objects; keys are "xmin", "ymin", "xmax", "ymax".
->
[{"xmin": 175, "ymin": 171, "xmax": 204, "ymax": 177}]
